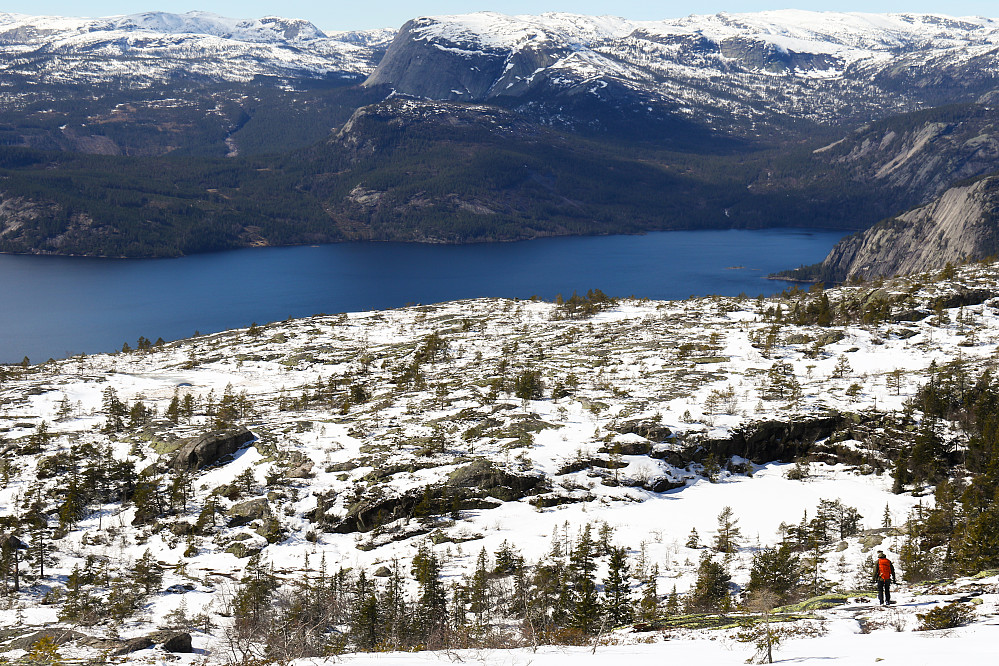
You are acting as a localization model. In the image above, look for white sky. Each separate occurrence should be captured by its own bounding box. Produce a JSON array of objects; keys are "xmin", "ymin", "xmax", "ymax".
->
[{"xmin": 1, "ymin": 2, "xmax": 996, "ymax": 32}]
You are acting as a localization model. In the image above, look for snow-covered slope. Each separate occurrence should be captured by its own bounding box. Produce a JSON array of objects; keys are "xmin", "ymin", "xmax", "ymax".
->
[
  {"xmin": 366, "ymin": 10, "xmax": 999, "ymax": 129},
  {"xmin": 3, "ymin": 259, "xmax": 999, "ymax": 661},
  {"xmin": 0, "ymin": 10, "xmax": 392, "ymax": 84}
]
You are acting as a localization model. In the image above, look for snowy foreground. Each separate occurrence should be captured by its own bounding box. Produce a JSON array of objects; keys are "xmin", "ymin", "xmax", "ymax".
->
[
  {"xmin": 4, "ymin": 262, "xmax": 999, "ymax": 662},
  {"xmin": 334, "ymin": 617, "xmax": 999, "ymax": 666}
]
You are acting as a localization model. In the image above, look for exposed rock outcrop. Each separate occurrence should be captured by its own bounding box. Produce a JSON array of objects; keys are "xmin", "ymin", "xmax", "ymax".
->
[
  {"xmin": 227, "ymin": 498, "xmax": 272, "ymax": 527},
  {"xmin": 363, "ymin": 19, "xmax": 510, "ymax": 100},
  {"xmin": 7, "ymin": 629, "xmax": 88, "ymax": 651},
  {"xmin": 325, "ymin": 459, "xmax": 546, "ymax": 534},
  {"xmin": 814, "ymin": 173, "xmax": 999, "ymax": 281},
  {"xmin": 699, "ymin": 414, "xmax": 849, "ymax": 463},
  {"xmin": 818, "ymin": 107, "xmax": 999, "ymax": 204},
  {"xmin": 170, "ymin": 427, "xmax": 255, "ymax": 473}
]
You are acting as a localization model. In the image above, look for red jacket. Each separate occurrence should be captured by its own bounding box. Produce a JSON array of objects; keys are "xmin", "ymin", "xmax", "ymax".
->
[{"xmin": 874, "ymin": 556, "xmax": 896, "ymax": 582}]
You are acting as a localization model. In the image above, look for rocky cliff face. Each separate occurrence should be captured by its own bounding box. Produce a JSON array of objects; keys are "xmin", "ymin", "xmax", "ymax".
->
[
  {"xmin": 816, "ymin": 174, "xmax": 999, "ymax": 280},
  {"xmin": 363, "ymin": 11, "xmax": 999, "ymax": 136},
  {"xmin": 814, "ymin": 105, "xmax": 999, "ymax": 205}
]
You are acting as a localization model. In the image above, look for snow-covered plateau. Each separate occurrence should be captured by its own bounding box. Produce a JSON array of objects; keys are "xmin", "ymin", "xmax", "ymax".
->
[
  {"xmin": 366, "ymin": 9, "xmax": 999, "ymax": 128},
  {"xmin": 2, "ymin": 8, "xmax": 998, "ymax": 128},
  {"xmin": 3, "ymin": 259, "xmax": 999, "ymax": 663},
  {"xmin": 0, "ymin": 11, "xmax": 392, "ymax": 85}
]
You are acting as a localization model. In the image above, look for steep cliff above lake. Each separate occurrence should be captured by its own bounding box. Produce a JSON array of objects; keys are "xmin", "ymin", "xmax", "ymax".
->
[{"xmin": 788, "ymin": 173, "xmax": 999, "ymax": 282}]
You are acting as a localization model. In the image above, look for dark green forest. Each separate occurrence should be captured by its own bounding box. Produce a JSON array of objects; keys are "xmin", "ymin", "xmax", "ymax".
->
[
  {"xmin": 3, "ymin": 89, "xmax": 997, "ymax": 258},
  {"xmin": 0, "ymin": 96, "xmax": 901, "ymax": 258}
]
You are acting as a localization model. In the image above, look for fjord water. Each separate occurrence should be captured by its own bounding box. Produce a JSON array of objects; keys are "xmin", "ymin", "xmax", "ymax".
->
[{"xmin": 0, "ymin": 228, "xmax": 845, "ymax": 362}]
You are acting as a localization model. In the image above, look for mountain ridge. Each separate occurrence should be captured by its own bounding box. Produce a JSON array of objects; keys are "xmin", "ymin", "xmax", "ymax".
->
[{"xmin": 2, "ymin": 10, "xmax": 999, "ymax": 257}]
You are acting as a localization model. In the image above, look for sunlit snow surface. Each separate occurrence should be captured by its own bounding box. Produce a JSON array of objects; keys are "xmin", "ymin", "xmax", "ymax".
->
[
  {"xmin": 4, "ymin": 260, "xmax": 999, "ymax": 661},
  {"xmin": 410, "ymin": 9, "xmax": 999, "ymax": 67},
  {"xmin": 0, "ymin": 10, "xmax": 392, "ymax": 82}
]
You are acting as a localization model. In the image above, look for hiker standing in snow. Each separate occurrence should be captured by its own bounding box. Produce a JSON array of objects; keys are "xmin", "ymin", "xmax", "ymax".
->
[{"xmin": 872, "ymin": 550, "xmax": 897, "ymax": 605}]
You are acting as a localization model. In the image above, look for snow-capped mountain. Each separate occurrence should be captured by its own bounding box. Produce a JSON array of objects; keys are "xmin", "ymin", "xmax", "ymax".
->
[
  {"xmin": 0, "ymin": 11, "xmax": 392, "ymax": 85},
  {"xmin": 2, "ymin": 9, "xmax": 998, "ymax": 127},
  {"xmin": 366, "ymin": 10, "xmax": 999, "ymax": 130},
  {"xmin": 3, "ymin": 10, "xmax": 999, "ymax": 258}
]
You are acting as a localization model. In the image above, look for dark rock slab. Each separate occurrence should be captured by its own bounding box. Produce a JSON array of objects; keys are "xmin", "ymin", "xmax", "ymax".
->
[
  {"xmin": 171, "ymin": 427, "xmax": 254, "ymax": 473},
  {"xmin": 111, "ymin": 636, "xmax": 154, "ymax": 655},
  {"xmin": 611, "ymin": 419, "xmax": 673, "ymax": 443},
  {"xmin": 227, "ymin": 498, "xmax": 271, "ymax": 527},
  {"xmin": 8, "ymin": 629, "xmax": 87, "ymax": 651}
]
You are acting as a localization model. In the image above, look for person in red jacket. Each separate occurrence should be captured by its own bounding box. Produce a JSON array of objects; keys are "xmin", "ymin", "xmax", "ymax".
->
[{"xmin": 872, "ymin": 551, "xmax": 897, "ymax": 605}]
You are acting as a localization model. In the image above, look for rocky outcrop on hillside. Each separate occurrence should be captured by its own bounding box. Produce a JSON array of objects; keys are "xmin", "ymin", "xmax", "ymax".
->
[
  {"xmin": 364, "ymin": 19, "xmax": 546, "ymax": 101},
  {"xmin": 171, "ymin": 427, "xmax": 255, "ymax": 472},
  {"xmin": 814, "ymin": 105, "xmax": 999, "ymax": 205},
  {"xmin": 814, "ymin": 174, "xmax": 999, "ymax": 281}
]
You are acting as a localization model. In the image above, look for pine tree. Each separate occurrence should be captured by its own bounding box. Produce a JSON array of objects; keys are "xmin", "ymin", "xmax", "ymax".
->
[
  {"xmin": 166, "ymin": 390, "xmax": 181, "ymax": 423},
  {"xmin": 350, "ymin": 570, "xmax": 380, "ymax": 650},
  {"xmin": 639, "ymin": 564, "xmax": 659, "ymax": 621},
  {"xmin": 747, "ymin": 544, "xmax": 800, "ymax": 602},
  {"xmin": 714, "ymin": 506, "xmax": 742, "ymax": 554},
  {"xmin": 132, "ymin": 549, "xmax": 163, "ymax": 596},
  {"xmin": 569, "ymin": 524, "xmax": 599, "ymax": 633},
  {"xmin": 230, "ymin": 555, "xmax": 277, "ymax": 630},
  {"xmin": 381, "ymin": 559, "xmax": 408, "ymax": 649},
  {"xmin": 602, "ymin": 545, "xmax": 632, "ymax": 626},
  {"xmin": 57, "ymin": 473, "xmax": 86, "ymax": 531},
  {"xmin": 664, "ymin": 585, "xmax": 680, "ymax": 617},
  {"xmin": 469, "ymin": 548, "xmax": 491, "ymax": 627},
  {"xmin": 101, "ymin": 387, "xmax": 127, "ymax": 433},
  {"xmin": 412, "ymin": 543, "xmax": 448, "ymax": 647},
  {"xmin": 688, "ymin": 552, "xmax": 731, "ymax": 612},
  {"xmin": 892, "ymin": 449, "xmax": 910, "ymax": 494}
]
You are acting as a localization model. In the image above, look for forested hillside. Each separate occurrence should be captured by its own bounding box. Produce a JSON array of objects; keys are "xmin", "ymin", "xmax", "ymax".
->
[{"xmin": 3, "ymin": 10, "xmax": 999, "ymax": 257}]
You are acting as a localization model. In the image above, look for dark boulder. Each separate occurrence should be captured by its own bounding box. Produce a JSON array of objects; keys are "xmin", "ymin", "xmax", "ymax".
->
[
  {"xmin": 646, "ymin": 477, "xmax": 686, "ymax": 493},
  {"xmin": 171, "ymin": 427, "xmax": 254, "ymax": 473},
  {"xmin": 227, "ymin": 498, "xmax": 271, "ymax": 528},
  {"xmin": 111, "ymin": 636, "xmax": 154, "ymax": 655},
  {"xmin": 159, "ymin": 632, "xmax": 193, "ymax": 653}
]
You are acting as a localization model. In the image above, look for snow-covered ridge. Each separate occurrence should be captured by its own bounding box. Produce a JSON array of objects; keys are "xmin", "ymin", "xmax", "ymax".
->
[
  {"xmin": 0, "ymin": 11, "xmax": 393, "ymax": 83},
  {"xmin": 409, "ymin": 9, "xmax": 999, "ymax": 57},
  {"xmin": 1, "ymin": 10, "xmax": 332, "ymax": 45},
  {"xmin": 366, "ymin": 9, "xmax": 999, "ymax": 130}
]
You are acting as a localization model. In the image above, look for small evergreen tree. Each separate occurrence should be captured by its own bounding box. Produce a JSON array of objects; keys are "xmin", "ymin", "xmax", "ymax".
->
[
  {"xmin": 639, "ymin": 564, "xmax": 659, "ymax": 621},
  {"xmin": 688, "ymin": 552, "xmax": 731, "ymax": 612},
  {"xmin": 132, "ymin": 549, "xmax": 163, "ymax": 596},
  {"xmin": 350, "ymin": 570, "xmax": 381, "ymax": 650},
  {"xmin": 602, "ymin": 545, "xmax": 632, "ymax": 626},
  {"xmin": 569, "ymin": 524, "xmax": 599, "ymax": 633},
  {"xmin": 714, "ymin": 505, "xmax": 742, "ymax": 554},
  {"xmin": 747, "ymin": 544, "xmax": 800, "ymax": 603}
]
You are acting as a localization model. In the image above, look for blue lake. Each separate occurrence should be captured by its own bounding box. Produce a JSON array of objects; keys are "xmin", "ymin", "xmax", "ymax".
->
[{"xmin": 0, "ymin": 228, "xmax": 847, "ymax": 363}]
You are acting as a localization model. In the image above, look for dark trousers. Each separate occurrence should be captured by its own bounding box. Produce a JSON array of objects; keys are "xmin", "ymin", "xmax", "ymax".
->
[{"xmin": 877, "ymin": 579, "xmax": 891, "ymax": 604}]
